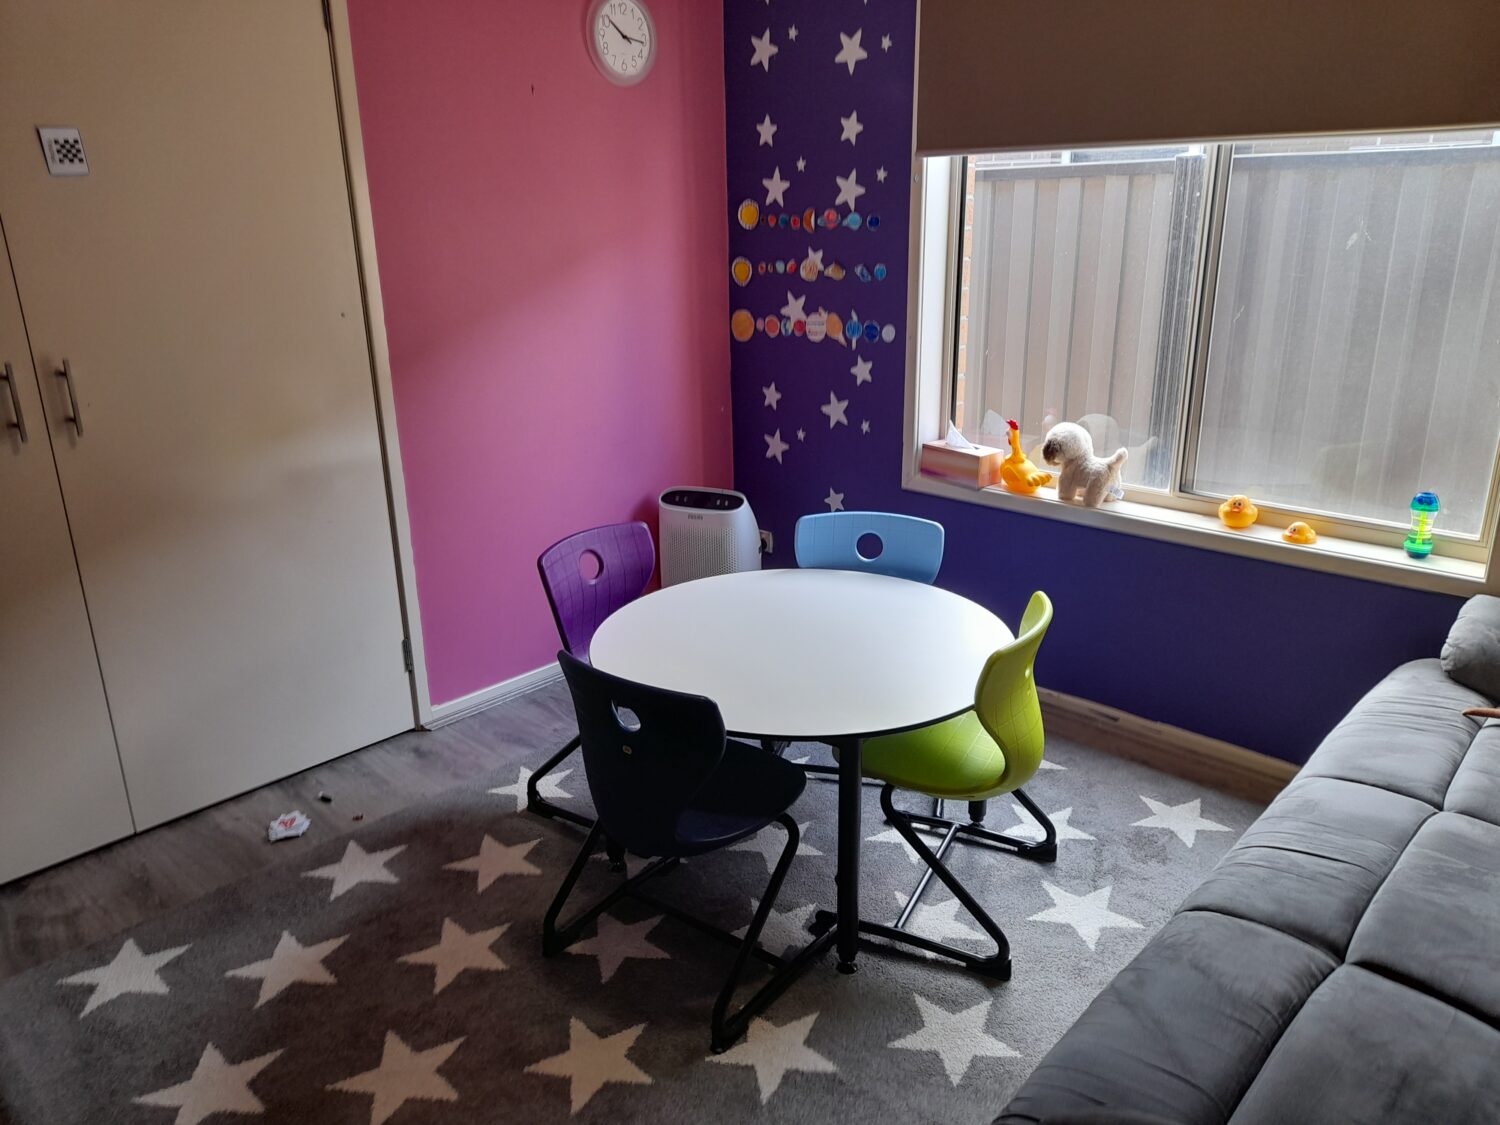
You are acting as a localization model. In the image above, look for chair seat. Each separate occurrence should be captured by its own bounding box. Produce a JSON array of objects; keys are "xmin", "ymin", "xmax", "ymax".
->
[
  {"xmin": 858, "ymin": 710, "xmax": 1010, "ymax": 800},
  {"xmin": 673, "ymin": 739, "xmax": 806, "ymax": 856}
]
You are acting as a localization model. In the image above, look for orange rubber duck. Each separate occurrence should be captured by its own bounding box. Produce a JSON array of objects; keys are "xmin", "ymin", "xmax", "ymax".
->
[{"xmin": 1000, "ymin": 419, "xmax": 1053, "ymax": 495}]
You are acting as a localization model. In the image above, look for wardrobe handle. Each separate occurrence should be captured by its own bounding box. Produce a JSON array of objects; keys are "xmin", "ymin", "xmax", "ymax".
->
[
  {"xmin": 1, "ymin": 363, "xmax": 25, "ymax": 443},
  {"xmin": 55, "ymin": 359, "xmax": 82, "ymax": 436}
]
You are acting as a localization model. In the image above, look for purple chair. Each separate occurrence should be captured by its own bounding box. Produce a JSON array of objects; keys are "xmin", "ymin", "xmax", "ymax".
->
[{"xmin": 533, "ymin": 521, "xmax": 656, "ymax": 826}]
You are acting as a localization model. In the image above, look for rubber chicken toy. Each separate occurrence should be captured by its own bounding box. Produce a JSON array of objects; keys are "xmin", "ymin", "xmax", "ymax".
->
[
  {"xmin": 1218, "ymin": 495, "xmax": 1259, "ymax": 529},
  {"xmin": 1000, "ymin": 419, "xmax": 1053, "ymax": 495}
]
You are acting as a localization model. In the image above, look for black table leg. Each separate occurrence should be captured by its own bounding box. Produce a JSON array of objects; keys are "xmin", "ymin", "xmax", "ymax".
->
[{"xmin": 835, "ymin": 735, "xmax": 863, "ymax": 973}]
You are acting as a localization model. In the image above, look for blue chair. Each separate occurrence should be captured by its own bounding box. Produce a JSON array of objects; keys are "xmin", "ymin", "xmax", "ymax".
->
[
  {"xmin": 543, "ymin": 651, "xmax": 835, "ymax": 1052},
  {"xmin": 794, "ymin": 511, "xmax": 945, "ymax": 584}
]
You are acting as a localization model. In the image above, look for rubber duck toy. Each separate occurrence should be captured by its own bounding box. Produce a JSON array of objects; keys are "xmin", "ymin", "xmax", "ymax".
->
[
  {"xmin": 1283, "ymin": 521, "xmax": 1318, "ymax": 545},
  {"xmin": 1000, "ymin": 419, "xmax": 1054, "ymax": 495},
  {"xmin": 1218, "ymin": 494, "xmax": 1259, "ymax": 529}
]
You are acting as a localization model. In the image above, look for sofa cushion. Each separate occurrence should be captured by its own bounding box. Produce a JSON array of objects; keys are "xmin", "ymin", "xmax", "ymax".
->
[
  {"xmin": 1441, "ymin": 594, "xmax": 1500, "ymax": 700},
  {"xmin": 1445, "ymin": 722, "xmax": 1500, "ymax": 827},
  {"xmin": 996, "ymin": 911, "xmax": 1335, "ymax": 1125},
  {"xmin": 1227, "ymin": 967, "xmax": 1500, "ymax": 1125}
]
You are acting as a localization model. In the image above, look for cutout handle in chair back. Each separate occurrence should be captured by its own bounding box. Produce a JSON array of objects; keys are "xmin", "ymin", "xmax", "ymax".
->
[
  {"xmin": 538, "ymin": 521, "xmax": 655, "ymax": 661},
  {"xmin": 793, "ymin": 511, "xmax": 945, "ymax": 584},
  {"xmin": 974, "ymin": 591, "xmax": 1053, "ymax": 791},
  {"xmin": 558, "ymin": 651, "xmax": 726, "ymax": 857}
]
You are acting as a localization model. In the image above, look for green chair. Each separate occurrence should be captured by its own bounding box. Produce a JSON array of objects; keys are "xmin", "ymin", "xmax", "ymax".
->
[{"xmin": 856, "ymin": 591, "xmax": 1056, "ymax": 980}]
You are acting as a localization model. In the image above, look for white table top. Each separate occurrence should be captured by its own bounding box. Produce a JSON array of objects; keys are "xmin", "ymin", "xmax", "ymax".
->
[{"xmin": 589, "ymin": 569, "xmax": 1013, "ymax": 740}]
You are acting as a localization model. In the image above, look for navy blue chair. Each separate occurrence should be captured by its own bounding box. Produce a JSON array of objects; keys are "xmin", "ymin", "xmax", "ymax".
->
[{"xmin": 543, "ymin": 651, "xmax": 834, "ymax": 1051}]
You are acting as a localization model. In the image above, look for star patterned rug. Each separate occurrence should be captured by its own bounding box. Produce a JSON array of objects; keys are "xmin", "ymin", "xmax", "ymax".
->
[{"xmin": 0, "ymin": 734, "xmax": 1262, "ymax": 1124}]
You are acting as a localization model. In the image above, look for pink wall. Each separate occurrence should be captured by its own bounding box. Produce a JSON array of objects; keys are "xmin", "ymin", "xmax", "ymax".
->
[{"xmin": 347, "ymin": 0, "xmax": 731, "ymax": 705}]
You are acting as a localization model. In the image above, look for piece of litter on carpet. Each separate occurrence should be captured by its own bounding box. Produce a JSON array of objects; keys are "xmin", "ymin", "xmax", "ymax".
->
[
  {"xmin": 267, "ymin": 811, "xmax": 311, "ymax": 842},
  {"xmin": 318, "ymin": 791, "xmax": 334, "ymax": 803}
]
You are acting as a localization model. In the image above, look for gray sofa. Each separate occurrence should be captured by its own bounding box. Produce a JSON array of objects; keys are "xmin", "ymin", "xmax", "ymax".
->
[{"xmin": 998, "ymin": 618, "xmax": 1500, "ymax": 1123}]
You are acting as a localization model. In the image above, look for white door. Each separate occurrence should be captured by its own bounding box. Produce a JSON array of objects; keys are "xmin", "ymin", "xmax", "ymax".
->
[
  {"xmin": 0, "ymin": 0, "xmax": 414, "ymax": 828},
  {"xmin": 0, "ymin": 218, "xmax": 135, "ymax": 880}
]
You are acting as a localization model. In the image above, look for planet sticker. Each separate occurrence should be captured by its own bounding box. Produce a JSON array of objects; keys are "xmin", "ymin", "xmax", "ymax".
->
[
  {"xmin": 765, "ymin": 316, "xmax": 781, "ymax": 338},
  {"xmin": 805, "ymin": 310, "xmax": 828, "ymax": 342},
  {"xmin": 826, "ymin": 312, "xmax": 846, "ymax": 346},
  {"xmin": 731, "ymin": 257, "xmax": 753, "ymax": 287},
  {"xmin": 731, "ymin": 309, "xmax": 755, "ymax": 342},
  {"xmin": 881, "ymin": 324, "xmax": 896, "ymax": 343},
  {"xmin": 737, "ymin": 200, "xmax": 760, "ymax": 230},
  {"xmin": 803, "ymin": 208, "xmax": 817, "ymax": 231},
  {"xmin": 800, "ymin": 257, "xmax": 821, "ymax": 282}
]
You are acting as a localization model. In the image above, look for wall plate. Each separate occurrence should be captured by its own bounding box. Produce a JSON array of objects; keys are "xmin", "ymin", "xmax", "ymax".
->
[{"xmin": 37, "ymin": 127, "xmax": 89, "ymax": 176}]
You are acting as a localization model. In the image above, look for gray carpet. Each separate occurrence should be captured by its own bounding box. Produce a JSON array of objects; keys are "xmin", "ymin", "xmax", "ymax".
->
[{"xmin": 0, "ymin": 734, "xmax": 1262, "ymax": 1124}]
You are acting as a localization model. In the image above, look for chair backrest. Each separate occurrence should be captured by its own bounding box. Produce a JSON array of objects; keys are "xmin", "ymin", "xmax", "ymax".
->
[
  {"xmin": 974, "ymin": 591, "xmax": 1054, "ymax": 792},
  {"xmin": 537, "ymin": 521, "xmax": 655, "ymax": 661},
  {"xmin": 558, "ymin": 650, "xmax": 725, "ymax": 858},
  {"xmin": 793, "ymin": 511, "xmax": 945, "ymax": 584}
]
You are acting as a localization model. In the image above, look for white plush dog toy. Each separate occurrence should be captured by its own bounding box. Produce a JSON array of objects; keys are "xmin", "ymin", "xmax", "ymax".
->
[{"xmin": 1041, "ymin": 422, "xmax": 1128, "ymax": 508}]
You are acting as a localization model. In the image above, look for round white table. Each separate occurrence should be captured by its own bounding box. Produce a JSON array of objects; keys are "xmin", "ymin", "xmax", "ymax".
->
[{"xmin": 590, "ymin": 568, "xmax": 1013, "ymax": 974}]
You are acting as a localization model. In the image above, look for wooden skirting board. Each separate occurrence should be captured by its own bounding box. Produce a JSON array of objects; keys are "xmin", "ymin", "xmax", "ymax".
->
[{"xmin": 1040, "ymin": 688, "xmax": 1301, "ymax": 804}]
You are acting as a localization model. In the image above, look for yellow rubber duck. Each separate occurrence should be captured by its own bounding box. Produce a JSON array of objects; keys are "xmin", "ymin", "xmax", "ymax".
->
[
  {"xmin": 1283, "ymin": 521, "xmax": 1318, "ymax": 545},
  {"xmin": 1218, "ymin": 495, "xmax": 1259, "ymax": 529},
  {"xmin": 1000, "ymin": 419, "xmax": 1053, "ymax": 495}
]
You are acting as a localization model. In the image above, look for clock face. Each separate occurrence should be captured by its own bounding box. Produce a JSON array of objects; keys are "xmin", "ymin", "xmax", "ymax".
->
[{"xmin": 590, "ymin": 0, "xmax": 655, "ymax": 85}]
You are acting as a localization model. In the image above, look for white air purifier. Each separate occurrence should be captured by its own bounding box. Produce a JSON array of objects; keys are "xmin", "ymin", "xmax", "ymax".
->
[{"xmin": 658, "ymin": 487, "xmax": 761, "ymax": 586}]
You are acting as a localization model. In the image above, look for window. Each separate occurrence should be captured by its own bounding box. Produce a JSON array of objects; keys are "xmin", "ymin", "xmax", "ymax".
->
[{"xmin": 932, "ymin": 129, "xmax": 1500, "ymax": 572}]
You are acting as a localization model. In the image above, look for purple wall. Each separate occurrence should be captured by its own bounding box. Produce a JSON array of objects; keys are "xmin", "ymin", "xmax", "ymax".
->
[{"xmin": 723, "ymin": 0, "xmax": 1463, "ymax": 764}]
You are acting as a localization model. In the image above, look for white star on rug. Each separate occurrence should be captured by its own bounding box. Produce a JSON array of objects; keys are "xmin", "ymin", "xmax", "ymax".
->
[
  {"xmin": 888, "ymin": 994, "xmax": 1018, "ymax": 1084},
  {"xmin": 765, "ymin": 430, "xmax": 790, "ymax": 464},
  {"xmin": 763, "ymin": 165, "xmax": 790, "ymax": 206},
  {"xmin": 444, "ymin": 835, "xmax": 541, "ymax": 891},
  {"xmin": 835, "ymin": 168, "xmax": 866, "ymax": 210},
  {"xmin": 710, "ymin": 1012, "xmax": 836, "ymax": 1102},
  {"xmin": 1131, "ymin": 796, "xmax": 1230, "ymax": 847},
  {"xmin": 1038, "ymin": 758, "xmax": 1066, "ymax": 771},
  {"xmin": 750, "ymin": 28, "xmax": 778, "ymax": 71},
  {"xmin": 526, "ymin": 1019, "xmax": 652, "ymax": 1113},
  {"xmin": 330, "ymin": 1032, "xmax": 463, "ymax": 1125},
  {"xmin": 763, "ymin": 383, "xmax": 782, "ymax": 409},
  {"xmin": 728, "ymin": 822, "xmax": 822, "ymax": 873},
  {"xmin": 303, "ymin": 841, "xmax": 405, "ymax": 901},
  {"xmin": 489, "ymin": 766, "xmax": 571, "ymax": 812},
  {"xmin": 399, "ymin": 918, "xmax": 509, "ymax": 994},
  {"xmin": 1003, "ymin": 804, "xmax": 1094, "ymax": 844},
  {"xmin": 823, "ymin": 487, "xmax": 844, "ymax": 512},
  {"xmin": 821, "ymin": 391, "xmax": 850, "ymax": 428},
  {"xmin": 781, "ymin": 291, "xmax": 806, "ymax": 321},
  {"xmin": 834, "ymin": 29, "xmax": 869, "ymax": 75},
  {"xmin": 898, "ymin": 894, "xmax": 987, "ymax": 944},
  {"xmin": 1028, "ymin": 883, "xmax": 1143, "ymax": 951},
  {"xmin": 566, "ymin": 915, "xmax": 670, "ymax": 983},
  {"xmin": 851, "ymin": 355, "xmax": 873, "ymax": 385},
  {"xmin": 732, "ymin": 899, "xmax": 818, "ymax": 957},
  {"xmin": 756, "ymin": 114, "xmax": 777, "ymax": 146},
  {"xmin": 61, "ymin": 938, "xmax": 189, "ymax": 1017},
  {"xmin": 135, "ymin": 1044, "xmax": 282, "ymax": 1125},
  {"xmin": 226, "ymin": 931, "xmax": 347, "ymax": 1008},
  {"xmin": 867, "ymin": 826, "xmax": 919, "ymax": 864},
  {"xmin": 840, "ymin": 110, "xmax": 864, "ymax": 145}
]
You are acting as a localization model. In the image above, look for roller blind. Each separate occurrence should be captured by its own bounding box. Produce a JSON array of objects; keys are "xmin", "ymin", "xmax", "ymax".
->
[{"xmin": 915, "ymin": 0, "xmax": 1500, "ymax": 155}]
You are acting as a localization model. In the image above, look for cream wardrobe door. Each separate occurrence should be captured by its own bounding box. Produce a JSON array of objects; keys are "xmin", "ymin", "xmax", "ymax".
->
[
  {"xmin": 0, "ymin": 219, "xmax": 134, "ymax": 880},
  {"xmin": 0, "ymin": 0, "xmax": 413, "ymax": 828}
]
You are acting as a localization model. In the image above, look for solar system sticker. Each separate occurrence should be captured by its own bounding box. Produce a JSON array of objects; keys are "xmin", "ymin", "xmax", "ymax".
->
[{"xmin": 730, "ymin": 307, "xmax": 897, "ymax": 345}]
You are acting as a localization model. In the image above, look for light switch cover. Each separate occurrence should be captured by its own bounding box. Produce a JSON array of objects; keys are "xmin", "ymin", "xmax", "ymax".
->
[{"xmin": 37, "ymin": 127, "xmax": 89, "ymax": 176}]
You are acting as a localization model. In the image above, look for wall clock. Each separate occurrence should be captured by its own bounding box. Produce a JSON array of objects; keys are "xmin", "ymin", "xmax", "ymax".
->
[{"xmin": 588, "ymin": 0, "xmax": 656, "ymax": 86}]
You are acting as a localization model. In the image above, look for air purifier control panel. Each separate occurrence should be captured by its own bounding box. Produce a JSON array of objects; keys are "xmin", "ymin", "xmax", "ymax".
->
[{"xmin": 660, "ymin": 489, "xmax": 745, "ymax": 511}]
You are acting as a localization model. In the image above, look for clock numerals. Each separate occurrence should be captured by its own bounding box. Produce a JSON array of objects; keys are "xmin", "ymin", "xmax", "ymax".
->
[{"xmin": 592, "ymin": 0, "xmax": 653, "ymax": 84}]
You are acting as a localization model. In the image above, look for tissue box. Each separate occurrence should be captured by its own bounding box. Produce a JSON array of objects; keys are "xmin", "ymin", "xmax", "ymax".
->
[{"xmin": 921, "ymin": 440, "xmax": 1005, "ymax": 489}]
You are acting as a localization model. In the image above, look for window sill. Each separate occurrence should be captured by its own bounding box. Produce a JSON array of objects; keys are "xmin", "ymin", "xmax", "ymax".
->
[{"xmin": 904, "ymin": 468, "xmax": 1491, "ymax": 596}]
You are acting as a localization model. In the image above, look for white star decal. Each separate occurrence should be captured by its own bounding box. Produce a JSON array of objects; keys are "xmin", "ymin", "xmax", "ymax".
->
[
  {"xmin": 851, "ymin": 356, "xmax": 873, "ymax": 385},
  {"xmin": 889, "ymin": 994, "xmax": 1018, "ymax": 1084},
  {"xmin": 756, "ymin": 114, "xmax": 777, "ymax": 147},
  {"xmin": 796, "ymin": 428, "xmax": 807, "ymax": 442},
  {"xmin": 840, "ymin": 110, "xmax": 864, "ymax": 145},
  {"xmin": 226, "ymin": 931, "xmax": 347, "ymax": 1009},
  {"xmin": 1131, "ymin": 796, "xmax": 1230, "ymax": 847},
  {"xmin": 835, "ymin": 168, "xmax": 866, "ymax": 210},
  {"xmin": 1003, "ymin": 804, "xmax": 1094, "ymax": 844},
  {"xmin": 820, "ymin": 391, "xmax": 850, "ymax": 428},
  {"xmin": 302, "ymin": 841, "xmax": 405, "ymax": 901},
  {"xmin": 526, "ymin": 1019, "xmax": 652, "ymax": 1113},
  {"xmin": 802, "ymin": 246, "xmax": 825, "ymax": 274},
  {"xmin": 763, "ymin": 382, "xmax": 782, "ymax": 409},
  {"xmin": 861, "ymin": 419, "xmax": 871, "ymax": 434},
  {"xmin": 780, "ymin": 291, "xmax": 807, "ymax": 321},
  {"xmin": 866, "ymin": 826, "xmax": 919, "ymax": 864},
  {"xmin": 834, "ymin": 29, "xmax": 869, "ymax": 75},
  {"xmin": 796, "ymin": 155, "xmax": 807, "ymax": 172},
  {"xmin": 899, "ymin": 894, "xmax": 987, "ymax": 944},
  {"xmin": 1028, "ymin": 883, "xmax": 1143, "ymax": 951},
  {"xmin": 881, "ymin": 33, "xmax": 893, "ymax": 51},
  {"xmin": 399, "ymin": 918, "xmax": 509, "ymax": 994},
  {"xmin": 710, "ymin": 1012, "xmax": 837, "ymax": 1102},
  {"xmin": 444, "ymin": 835, "xmax": 541, "ymax": 891},
  {"xmin": 876, "ymin": 166, "xmax": 888, "ymax": 182},
  {"xmin": 135, "ymin": 1044, "xmax": 282, "ymax": 1125},
  {"xmin": 762, "ymin": 165, "xmax": 790, "ymax": 206},
  {"xmin": 489, "ymin": 765, "xmax": 572, "ymax": 811},
  {"xmin": 787, "ymin": 24, "xmax": 799, "ymax": 41},
  {"xmin": 731, "ymin": 899, "xmax": 818, "ymax": 957},
  {"xmin": 61, "ymin": 938, "xmax": 189, "ymax": 1017},
  {"xmin": 728, "ymin": 821, "xmax": 822, "ymax": 873},
  {"xmin": 749, "ymin": 28, "xmax": 779, "ymax": 71},
  {"xmin": 823, "ymin": 487, "xmax": 844, "ymax": 512},
  {"xmin": 765, "ymin": 430, "xmax": 790, "ymax": 464},
  {"xmin": 329, "ymin": 1032, "xmax": 463, "ymax": 1125},
  {"xmin": 567, "ymin": 914, "xmax": 671, "ymax": 982}
]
